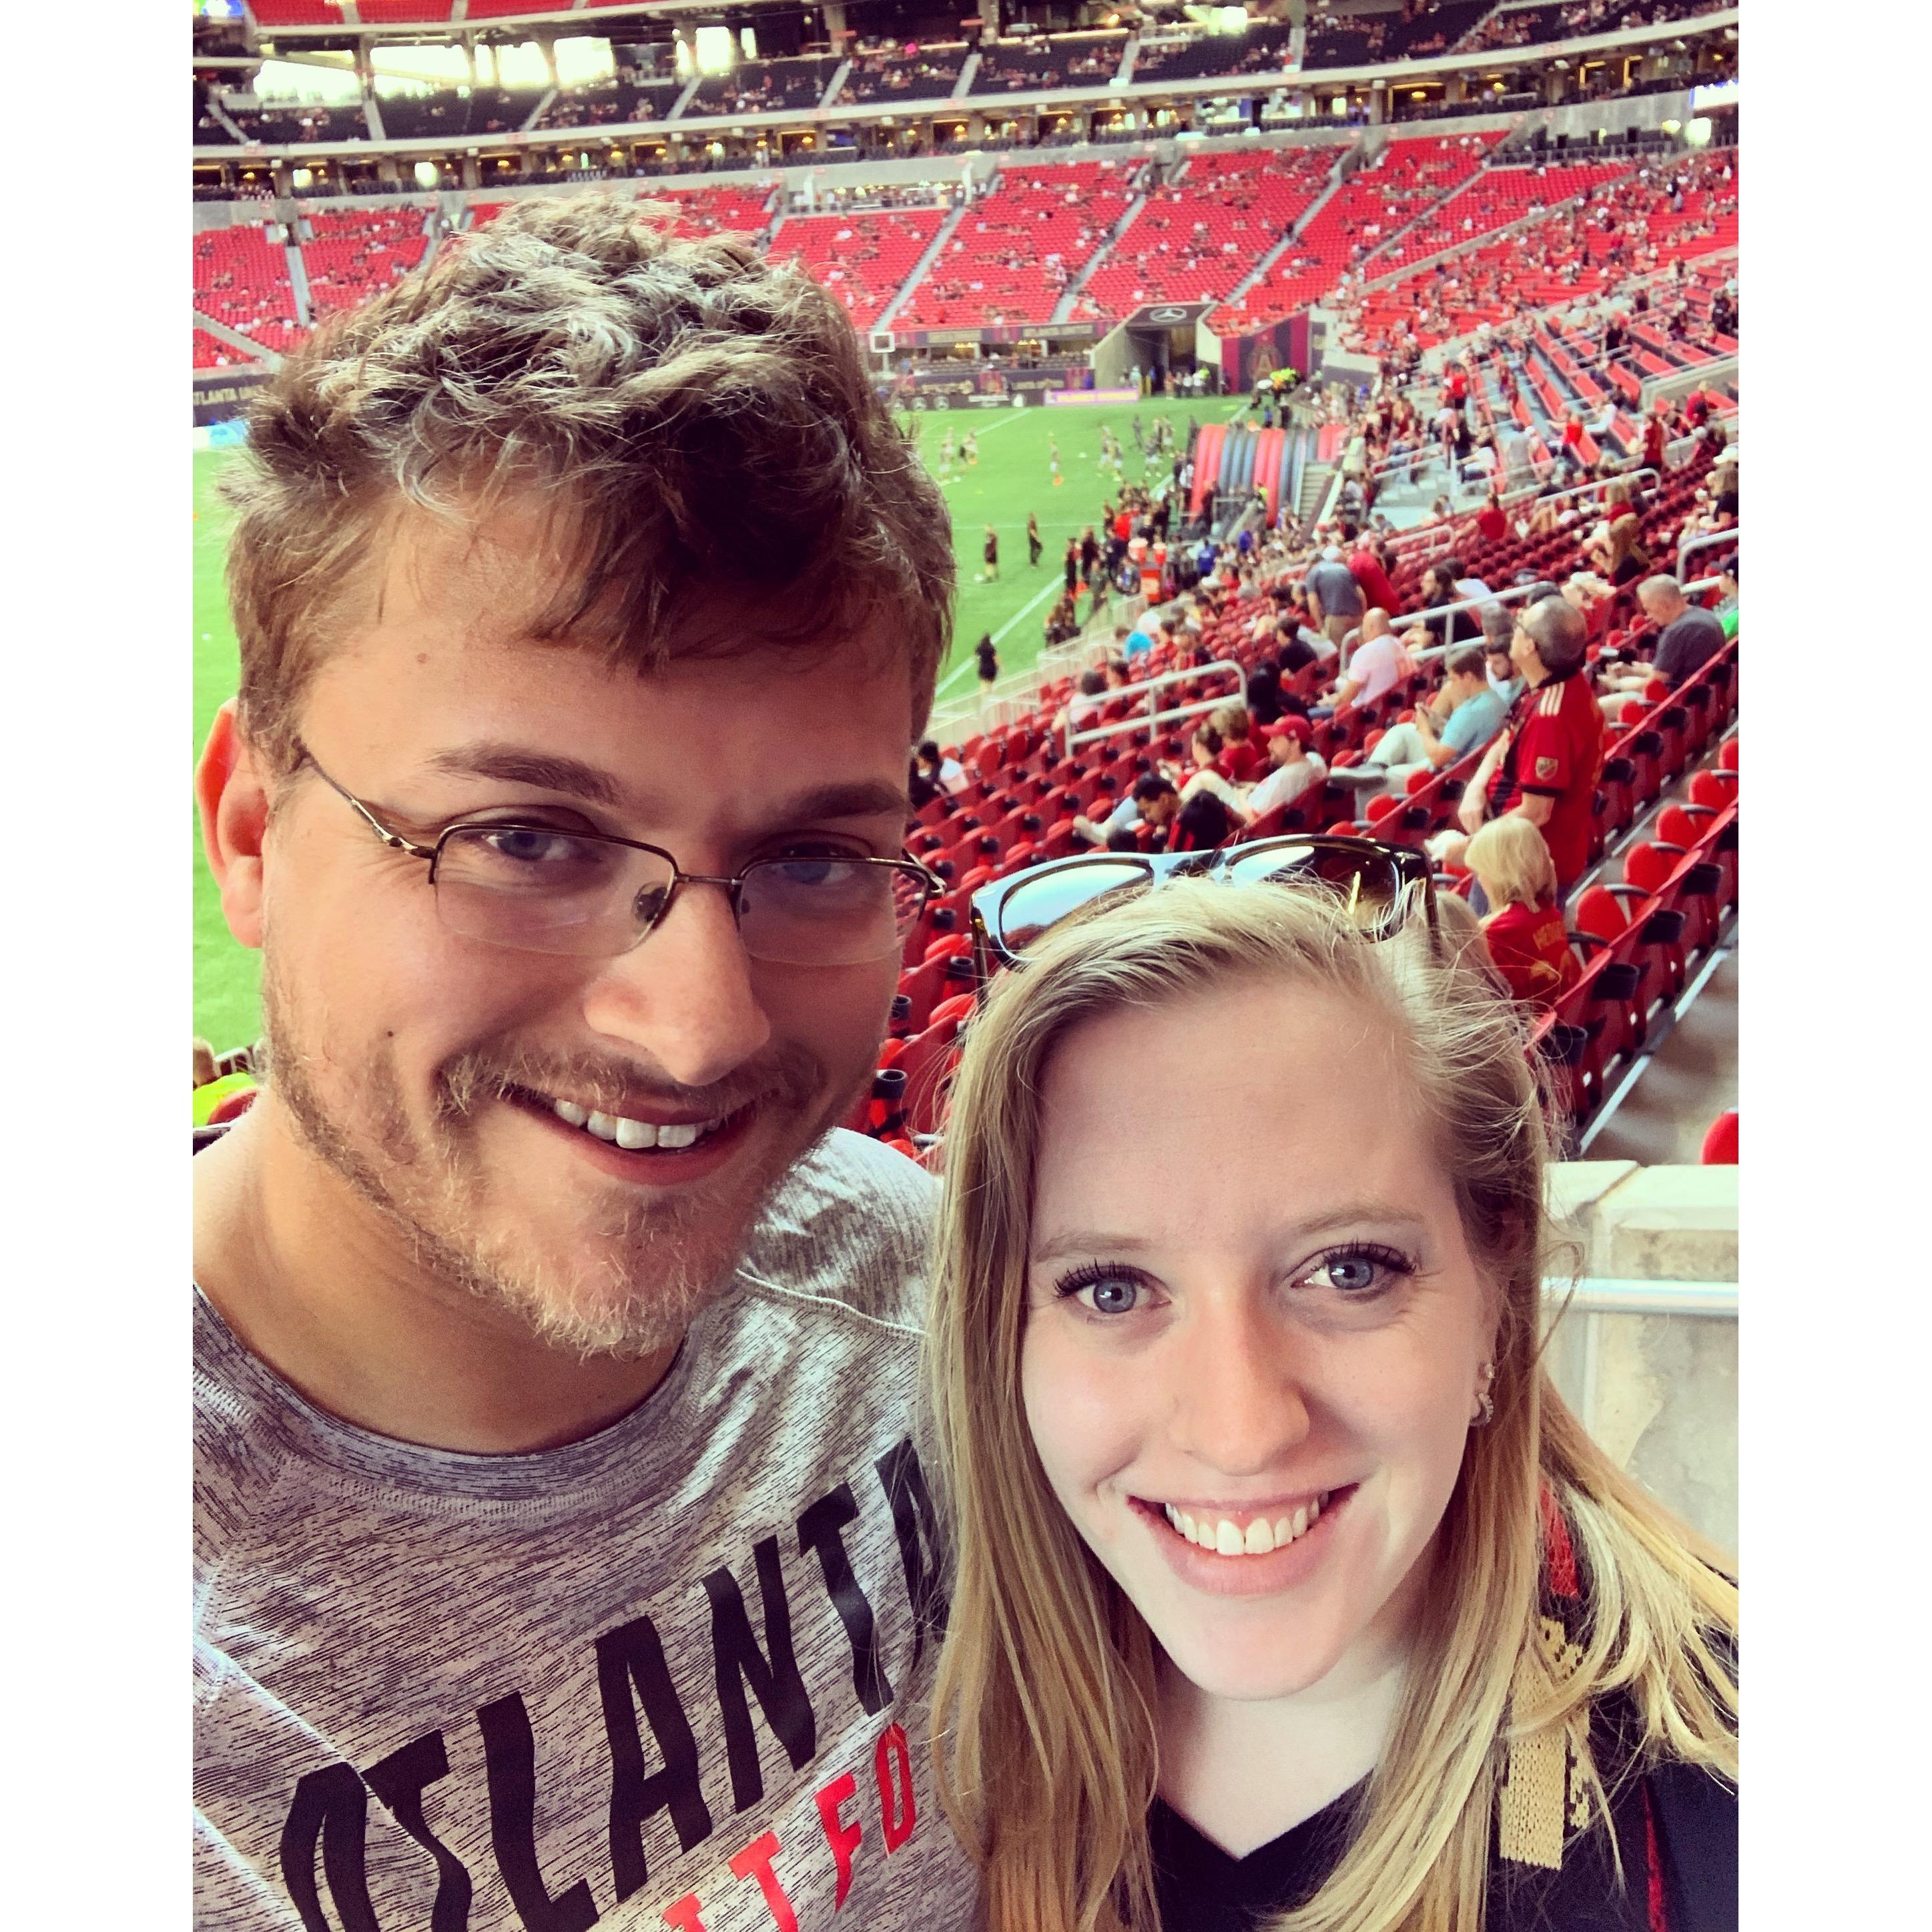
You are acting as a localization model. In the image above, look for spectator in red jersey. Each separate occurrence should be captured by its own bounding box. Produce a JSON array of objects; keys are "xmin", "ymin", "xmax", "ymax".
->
[
  {"xmin": 1475, "ymin": 489, "xmax": 1509, "ymax": 545},
  {"xmin": 1168, "ymin": 723, "xmax": 1257, "ymax": 828},
  {"xmin": 1340, "ymin": 521, "xmax": 1400, "ymax": 621},
  {"xmin": 1642, "ymin": 404, "xmax": 1670, "ymax": 475},
  {"xmin": 1438, "ymin": 595, "xmax": 1603, "ymax": 896},
  {"xmin": 1466, "ymin": 816, "xmax": 1579, "ymax": 1011},
  {"xmin": 1209, "ymin": 703, "xmax": 1267, "ymax": 785},
  {"xmin": 1558, "ymin": 408, "xmax": 1586, "ymax": 478}
]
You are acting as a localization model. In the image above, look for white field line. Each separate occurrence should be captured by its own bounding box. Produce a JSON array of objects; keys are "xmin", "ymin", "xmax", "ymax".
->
[{"xmin": 932, "ymin": 572, "xmax": 1068, "ymax": 696}]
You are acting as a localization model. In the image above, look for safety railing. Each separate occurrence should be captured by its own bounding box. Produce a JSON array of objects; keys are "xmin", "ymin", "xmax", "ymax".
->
[
  {"xmin": 1497, "ymin": 464, "xmax": 1658, "ymax": 517},
  {"xmin": 1676, "ymin": 523, "xmax": 1740, "ymax": 583},
  {"xmin": 1401, "ymin": 578, "xmax": 1548, "ymax": 664},
  {"xmin": 1065, "ymin": 657, "xmax": 1247, "ymax": 757},
  {"xmin": 1544, "ymin": 1277, "xmax": 1738, "ymax": 1319}
]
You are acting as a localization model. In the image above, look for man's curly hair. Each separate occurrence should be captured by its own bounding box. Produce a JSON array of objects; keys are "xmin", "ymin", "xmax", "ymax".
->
[{"xmin": 224, "ymin": 192, "xmax": 955, "ymax": 769}]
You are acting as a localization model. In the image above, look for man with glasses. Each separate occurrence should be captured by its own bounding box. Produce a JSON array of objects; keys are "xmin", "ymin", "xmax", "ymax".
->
[
  {"xmin": 1439, "ymin": 595, "xmax": 1604, "ymax": 900},
  {"xmin": 193, "ymin": 197, "xmax": 974, "ymax": 1928}
]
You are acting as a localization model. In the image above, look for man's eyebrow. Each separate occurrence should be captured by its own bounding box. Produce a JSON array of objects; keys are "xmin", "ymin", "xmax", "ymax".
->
[
  {"xmin": 422, "ymin": 749, "xmax": 906, "ymax": 827},
  {"xmin": 769, "ymin": 781, "xmax": 910, "ymax": 824},
  {"xmin": 425, "ymin": 744, "xmax": 624, "ymax": 806}
]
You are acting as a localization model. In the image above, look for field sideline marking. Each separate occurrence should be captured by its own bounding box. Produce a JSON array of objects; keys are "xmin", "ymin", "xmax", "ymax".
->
[{"xmin": 932, "ymin": 571, "xmax": 1070, "ymax": 697}]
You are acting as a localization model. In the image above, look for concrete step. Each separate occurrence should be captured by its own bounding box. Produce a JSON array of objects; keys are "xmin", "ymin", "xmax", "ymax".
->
[
  {"xmin": 877, "ymin": 198, "xmax": 971, "ymax": 332},
  {"xmin": 1052, "ymin": 192, "xmax": 1145, "ymax": 324},
  {"xmin": 194, "ymin": 308, "xmax": 281, "ymax": 368}
]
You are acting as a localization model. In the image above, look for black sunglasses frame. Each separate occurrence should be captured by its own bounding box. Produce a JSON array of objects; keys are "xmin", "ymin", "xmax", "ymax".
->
[{"xmin": 966, "ymin": 833, "xmax": 1439, "ymax": 990}]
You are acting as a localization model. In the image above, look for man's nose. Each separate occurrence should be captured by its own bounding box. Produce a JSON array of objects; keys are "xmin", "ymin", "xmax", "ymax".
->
[{"xmin": 578, "ymin": 879, "xmax": 771, "ymax": 1092}]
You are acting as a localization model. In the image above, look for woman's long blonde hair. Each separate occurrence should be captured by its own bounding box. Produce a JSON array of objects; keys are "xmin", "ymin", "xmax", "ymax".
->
[{"xmin": 924, "ymin": 881, "xmax": 1737, "ymax": 1932}]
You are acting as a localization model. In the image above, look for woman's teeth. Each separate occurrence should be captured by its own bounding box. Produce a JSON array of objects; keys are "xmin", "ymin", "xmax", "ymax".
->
[
  {"xmin": 1161, "ymin": 1493, "xmax": 1330, "ymax": 1556},
  {"xmin": 549, "ymin": 1100, "xmax": 727, "ymax": 1151}
]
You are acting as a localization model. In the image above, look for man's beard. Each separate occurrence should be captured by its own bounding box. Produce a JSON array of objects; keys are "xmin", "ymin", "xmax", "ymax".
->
[{"xmin": 256, "ymin": 956, "xmax": 850, "ymax": 1361}]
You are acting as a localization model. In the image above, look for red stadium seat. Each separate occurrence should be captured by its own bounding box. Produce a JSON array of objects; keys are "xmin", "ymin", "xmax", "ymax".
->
[{"xmin": 1700, "ymin": 1110, "xmax": 1738, "ymax": 1165}]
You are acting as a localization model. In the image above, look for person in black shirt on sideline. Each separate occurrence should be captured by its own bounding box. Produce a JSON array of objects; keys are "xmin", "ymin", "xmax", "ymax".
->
[{"xmin": 926, "ymin": 882, "xmax": 1738, "ymax": 1932}]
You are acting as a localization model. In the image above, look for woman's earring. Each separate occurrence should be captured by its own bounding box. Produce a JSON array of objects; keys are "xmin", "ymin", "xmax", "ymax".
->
[{"xmin": 1472, "ymin": 1362, "xmax": 1496, "ymax": 1427}]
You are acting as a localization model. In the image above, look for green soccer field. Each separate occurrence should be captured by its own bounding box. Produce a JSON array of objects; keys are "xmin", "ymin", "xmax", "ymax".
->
[{"xmin": 189, "ymin": 394, "xmax": 1245, "ymax": 1048}]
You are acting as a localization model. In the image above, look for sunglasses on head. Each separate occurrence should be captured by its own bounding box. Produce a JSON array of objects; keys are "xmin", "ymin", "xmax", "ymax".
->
[{"xmin": 968, "ymin": 834, "xmax": 1439, "ymax": 983}]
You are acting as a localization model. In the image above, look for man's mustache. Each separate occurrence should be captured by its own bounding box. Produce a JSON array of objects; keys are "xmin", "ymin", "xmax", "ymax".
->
[{"xmin": 436, "ymin": 1042, "xmax": 826, "ymax": 1126}]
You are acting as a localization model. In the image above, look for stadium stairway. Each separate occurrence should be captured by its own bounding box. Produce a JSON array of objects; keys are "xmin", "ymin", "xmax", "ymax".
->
[
  {"xmin": 668, "ymin": 74, "xmax": 703, "ymax": 121},
  {"xmin": 1582, "ymin": 940, "xmax": 1736, "ymax": 1164},
  {"xmin": 818, "ymin": 59, "xmax": 852, "ymax": 109},
  {"xmin": 876, "ymin": 199, "xmax": 972, "ymax": 331},
  {"xmin": 193, "ymin": 311, "xmax": 278, "ymax": 367},
  {"xmin": 284, "ymin": 238, "xmax": 314, "ymax": 328},
  {"xmin": 1116, "ymin": 33, "xmax": 1141, "ymax": 84},
  {"xmin": 1225, "ymin": 150, "xmax": 1351, "ymax": 306},
  {"xmin": 1052, "ymin": 191, "xmax": 1149, "ymax": 323},
  {"xmin": 952, "ymin": 53, "xmax": 982, "ymax": 98}
]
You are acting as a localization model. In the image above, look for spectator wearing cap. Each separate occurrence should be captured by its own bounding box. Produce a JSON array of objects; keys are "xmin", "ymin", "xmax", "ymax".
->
[
  {"xmin": 1245, "ymin": 715, "xmax": 1329, "ymax": 818},
  {"xmin": 1305, "ymin": 545, "xmax": 1365, "ymax": 655}
]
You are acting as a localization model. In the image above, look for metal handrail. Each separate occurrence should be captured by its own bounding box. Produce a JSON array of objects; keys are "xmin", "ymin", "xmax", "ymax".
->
[
  {"xmin": 1498, "ymin": 464, "xmax": 1659, "ymax": 517},
  {"xmin": 1543, "ymin": 1277, "xmax": 1738, "ymax": 1319},
  {"xmin": 1676, "ymin": 524, "xmax": 1740, "ymax": 582},
  {"xmin": 1064, "ymin": 657, "xmax": 1247, "ymax": 757},
  {"xmin": 1401, "ymin": 578, "xmax": 1550, "ymax": 664}
]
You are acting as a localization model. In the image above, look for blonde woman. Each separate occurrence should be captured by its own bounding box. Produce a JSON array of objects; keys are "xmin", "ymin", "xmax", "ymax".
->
[
  {"xmin": 1466, "ymin": 816, "xmax": 1579, "ymax": 1012},
  {"xmin": 928, "ymin": 855, "xmax": 1737, "ymax": 1932}
]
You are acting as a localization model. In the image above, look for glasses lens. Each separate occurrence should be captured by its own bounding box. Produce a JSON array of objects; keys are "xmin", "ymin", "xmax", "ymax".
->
[
  {"xmin": 1224, "ymin": 840, "xmax": 1409, "ymax": 938},
  {"xmin": 736, "ymin": 858, "xmax": 923, "ymax": 967},
  {"xmin": 996, "ymin": 859, "xmax": 1151, "ymax": 954},
  {"xmin": 433, "ymin": 826, "xmax": 672, "ymax": 956}
]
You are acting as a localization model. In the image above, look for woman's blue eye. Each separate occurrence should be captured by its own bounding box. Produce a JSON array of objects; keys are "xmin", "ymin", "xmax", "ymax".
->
[
  {"xmin": 1325, "ymin": 1255, "xmax": 1381, "ymax": 1293},
  {"xmin": 1305, "ymin": 1245, "xmax": 1413, "ymax": 1296},
  {"xmin": 1055, "ymin": 1265, "xmax": 1145, "ymax": 1315}
]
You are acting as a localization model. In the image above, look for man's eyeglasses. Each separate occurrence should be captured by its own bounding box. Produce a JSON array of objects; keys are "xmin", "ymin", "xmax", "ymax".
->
[
  {"xmin": 299, "ymin": 751, "xmax": 940, "ymax": 966},
  {"xmin": 968, "ymin": 834, "xmax": 1438, "ymax": 981}
]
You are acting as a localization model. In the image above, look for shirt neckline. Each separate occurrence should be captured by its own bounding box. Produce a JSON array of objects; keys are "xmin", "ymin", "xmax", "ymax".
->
[{"xmin": 193, "ymin": 1281, "xmax": 711, "ymax": 1506}]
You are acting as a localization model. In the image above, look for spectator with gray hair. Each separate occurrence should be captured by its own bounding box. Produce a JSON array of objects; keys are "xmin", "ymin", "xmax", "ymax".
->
[{"xmin": 1431, "ymin": 595, "xmax": 1604, "ymax": 898}]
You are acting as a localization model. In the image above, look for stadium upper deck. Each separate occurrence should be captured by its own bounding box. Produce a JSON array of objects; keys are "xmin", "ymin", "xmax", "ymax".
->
[{"xmin": 196, "ymin": 1, "xmax": 1738, "ymax": 179}]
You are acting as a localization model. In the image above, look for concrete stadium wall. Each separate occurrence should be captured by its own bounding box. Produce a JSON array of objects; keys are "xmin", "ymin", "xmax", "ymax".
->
[{"xmin": 1544, "ymin": 1161, "xmax": 1739, "ymax": 1560}]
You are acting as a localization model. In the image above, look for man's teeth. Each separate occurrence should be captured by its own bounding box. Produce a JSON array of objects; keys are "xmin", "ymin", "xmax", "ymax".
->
[
  {"xmin": 1160, "ymin": 1493, "xmax": 1329, "ymax": 1556},
  {"xmin": 549, "ymin": 1100, "xmax": 725, "ymax": 1151}
]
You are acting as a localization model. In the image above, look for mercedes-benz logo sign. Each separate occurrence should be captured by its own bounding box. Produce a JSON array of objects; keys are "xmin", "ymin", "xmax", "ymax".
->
[{"xmin": 1145, "ymin": 306, "xmax": 1190, "ymax": 324}]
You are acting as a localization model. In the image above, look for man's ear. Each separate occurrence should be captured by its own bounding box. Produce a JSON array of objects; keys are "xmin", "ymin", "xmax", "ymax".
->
[{"xmin": 197, "ymin": 701, "xmax": 270, "ymax": 952}]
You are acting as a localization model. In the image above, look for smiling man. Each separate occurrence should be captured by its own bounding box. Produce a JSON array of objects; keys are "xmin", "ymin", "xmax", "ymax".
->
[{"xmin": 193, "ymin": 196, "xmax": 974, "ymax": 1929}]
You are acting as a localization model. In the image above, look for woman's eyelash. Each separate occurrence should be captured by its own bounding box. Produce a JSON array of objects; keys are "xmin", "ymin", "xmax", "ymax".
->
[
  {"xmin": 1306, "ymin": 1241, "xmax": 1419, "ymax": 1292},
  {"xmin": 1052, "ymin": 1259, "xmax": 1146, "ymax": 1301}
]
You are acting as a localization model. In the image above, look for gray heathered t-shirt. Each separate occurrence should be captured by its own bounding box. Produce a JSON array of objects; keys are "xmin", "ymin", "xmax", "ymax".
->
[
  {"xmin": 194, "ymin": 1129, "xmax": 978, "ymax": 1931},
  {"xmin": 1304, "ymin": 559, "xmax": 1364, "ymax": 621}
]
